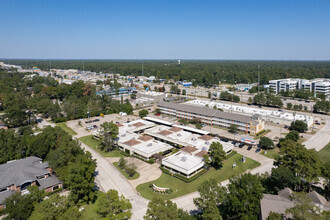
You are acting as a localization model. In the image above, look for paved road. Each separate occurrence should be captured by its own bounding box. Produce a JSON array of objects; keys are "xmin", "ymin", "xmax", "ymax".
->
[
  {"xmin": 79, "ymin": 141, "xmax": 148, "ymax": 220},
  {"xmin": 303, "ymin": 115, "xmax": 330, "ymax": 151}
]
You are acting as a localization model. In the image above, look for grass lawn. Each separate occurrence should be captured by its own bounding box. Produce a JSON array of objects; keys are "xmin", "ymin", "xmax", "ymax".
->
[
  {"xmin": 261, "ymin": 148, "xmax": 280, "ymax": 159},
  {"xmin": 318, "ymin": 143, "xmax": 330, "ymax": 163},
  {"xmin": 55, "ymin": 122, "xmax": 77, "ymax": 136},
  {"xmin": 79, "ymin": 135, "xmax": 123, "ymax": 157},
  {"xmin": 136, "ymin": 153, "xmax": 260, "ymax": 200},
  {"xmin": 113, "ymin": 162, "xmax": 140, "ymax": 180}
]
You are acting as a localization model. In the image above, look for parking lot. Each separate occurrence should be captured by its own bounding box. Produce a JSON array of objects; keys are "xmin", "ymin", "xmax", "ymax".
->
[{"xmin": 66, "ymin": 114, "xmax": 139, "ymax": 138}]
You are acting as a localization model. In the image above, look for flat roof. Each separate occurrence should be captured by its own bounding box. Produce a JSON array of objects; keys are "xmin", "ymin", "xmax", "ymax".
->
[
  {"xmin": 162, "ymin": 152, "xmax": 204, "ymax": 175},
  {"xmin": 172, "ymin": 125, "xmax": 210, "ymax": 135},
  {"xmin": 158, "ymin": 102, "xmax": 257, "ymax": 124}
]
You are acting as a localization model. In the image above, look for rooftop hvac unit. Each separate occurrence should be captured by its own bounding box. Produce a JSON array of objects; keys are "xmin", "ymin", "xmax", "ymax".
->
[
  {"xmin": 177, "ymin": 133, "xmax": 181, "ymax": 136},
  {"xmin": 202, "ymin": 146, "xmax": 207, "ymax": 151},
  {"xmin": 148, "ymin": 143, "xmax": 152, "ymax": 147},
  {"xmin": 181, "ymin": 156, "xmax": 187, "ymax": 162},
  {"xmin": 121, "ymin": 134, "xmax": 126, "ymax": 137},
  {"xmin": 128, "ymin": 124, "xmax": 132, "ymax": 127},
  {"xmin": 205, "ymin": 141, "xmax": 209, "ymax": 144}
]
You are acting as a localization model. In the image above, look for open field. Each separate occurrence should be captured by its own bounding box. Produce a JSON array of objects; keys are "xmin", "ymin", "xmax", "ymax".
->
[
  {"xmin": 136, "ymin": 153, "xmax": 260, "ymax": 200},
  {"xmin": 79, "ymin": 135, "xmax": 123, "ymax": 157},
  {"xmin": 55, "ymin": 122, "xmax": 77, "ymax": 135}
]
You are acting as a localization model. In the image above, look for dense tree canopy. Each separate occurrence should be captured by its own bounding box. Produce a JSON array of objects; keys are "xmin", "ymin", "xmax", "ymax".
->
[
  {"xmin": 5, "ymin": 60, "xmax": 330, "ymax": 86},
  {"xmin": 209, "ymin": 142, "xmax": 226, "ymax": 169}
]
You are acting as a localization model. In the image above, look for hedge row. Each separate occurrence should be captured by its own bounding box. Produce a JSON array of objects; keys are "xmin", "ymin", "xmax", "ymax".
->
[{"xmin": 160, "ymin": 167, "xmax": 208, "ymax": 183}]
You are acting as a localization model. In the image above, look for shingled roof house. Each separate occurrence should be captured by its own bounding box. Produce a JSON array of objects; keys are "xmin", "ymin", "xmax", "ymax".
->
[
  {"xmin": 260, "ymin": 188, "xmax": 330, "ymax": 219},
  {"xmin": 0, "ymin": 157, "xmax": 62, "ymax": 209}
]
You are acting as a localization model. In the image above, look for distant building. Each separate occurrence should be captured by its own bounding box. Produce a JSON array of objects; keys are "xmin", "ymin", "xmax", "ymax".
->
[
  {"xmin": 0, "ymin": 157, "xmax": 62, "ymax": 209},
  {"xmin": 268, "ymin": 78, "xmax": 330, "ymax": 95}
]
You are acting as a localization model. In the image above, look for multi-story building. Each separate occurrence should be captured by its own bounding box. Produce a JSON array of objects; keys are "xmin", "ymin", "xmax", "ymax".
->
[
  {"xmin": 158, "ymin": 102, "xmax": 264, "ymax": 135},
  {"xmin": 269, "ymin": 78, "xmax": 330, "ymax": 96}
]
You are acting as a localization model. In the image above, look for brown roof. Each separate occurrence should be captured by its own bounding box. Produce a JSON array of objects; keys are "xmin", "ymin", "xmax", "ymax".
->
[
  {"xmin": 132, "ymin": 122, "xmax": 145, "ymax": 127},
  {"xmin": 198, "ymin": 134, "xmax": 213, "ymax": 141},
  {"xmin": 115, "ymin": 123, "xmax": 123, "ymax": 127},
  {"xmin": 123, "ymin": 139, "xmax": 141, "ymax": 146},
  {"xmin": 138, "ymin": 135, "xmax": 154, "ymax": 142},
  {"xmin": 181, "ymin": 146, "xmax": 198, "ymax": 153},
  {"xmin": 158, "ymin": 130, "xmax": 173, "ymax": 136},
  {"xmin": 169, "ymin": 127, "xmax": 183, "ymax": 132},
  {"xmin": 195, "ymin": 150, "xmax": 208, "ymax": 158}
]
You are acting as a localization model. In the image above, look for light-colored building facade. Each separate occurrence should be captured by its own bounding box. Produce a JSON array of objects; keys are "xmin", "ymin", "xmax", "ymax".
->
[
  {"xmin": 269, "ymin": 78, "xmax": 330, "ymax": 96},
  {"xmin": 158, "ymin": 102, "xmax": 264, "ymax": 135}
]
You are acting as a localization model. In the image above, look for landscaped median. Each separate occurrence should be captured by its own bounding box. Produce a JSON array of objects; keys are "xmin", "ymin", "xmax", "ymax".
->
[
  {"xmin": 136, "ymin": 153, "xmax": 260, "ymax": 200},
  {"xmin": 79, "ymin": 135, "xmax": 124, "ymax": 157},
  {"xmin": 113, "ymin": 162, "xmax": 140, "ymax": 180}
]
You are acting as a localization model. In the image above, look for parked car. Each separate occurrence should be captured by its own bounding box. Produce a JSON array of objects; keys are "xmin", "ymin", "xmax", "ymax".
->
[
  {"xmin": 93, "ymin": 125, "xmax": 98, "ymax": 128},
  {"xmin": 247, "ymin": 146, "xmax": 252, "ymax": 151},
  {"xmin": 255, "ymin": 148, "xmax": 261, "ymax": 153},
  {"xmin": 93, "ymin": 119, "xmax": 100, "ymax": 122}
]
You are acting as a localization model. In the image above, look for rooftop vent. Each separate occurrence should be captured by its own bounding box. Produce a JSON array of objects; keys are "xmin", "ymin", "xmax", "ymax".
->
[
  {"xmin": 121, "ymin": 134, "xmax": 126, "ymax": 137},
  {"xmin": 148, "ymin": 143, "xmax": 152, "ymax": 147},
  {"xmin": 177, "ymin": 133, "xmax": 181, "ymax": 136},
  {"xmin": 181, "ymin": 156, "xmax": 187, "ymax": 162}
]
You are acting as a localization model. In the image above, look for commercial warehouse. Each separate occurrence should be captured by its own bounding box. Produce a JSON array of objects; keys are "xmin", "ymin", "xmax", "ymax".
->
[{"xmin": 158, "ymin": 102, "xmax": 264, "ymax": 135}]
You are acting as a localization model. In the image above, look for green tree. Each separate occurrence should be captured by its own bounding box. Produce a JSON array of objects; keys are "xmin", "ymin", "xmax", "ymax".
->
[
  {"xmin": 3, "ymin": 93, "xmax": 28, "ymax": 127},
  {"xmin": 287, "ymin": 103, "xmax": 292, "ymax": 110},
  {"xmin": 225, "ymin": 173, "xmax": 264, "ymax": 219},
  {"xmin": 97, "ymin": 189, "xmax": 132, "ymax": 219},
  {"xmin": 194, "ymin": 179, "xmax": 226, "ymax": 213},
  {"xmin": 248, "ymin": 97, "xmax": 253, "ymax": 104},
  {"xmin": 229, "ymin": 124, "xmax": 238, "ymax": 133},
  {"xmin": 195, "ymin": 123, "xmax": 202, "ymax": 129},
  {"xmin": 139, "ymin": 109, "xmax": 149, "ymax": 118},
  {"xmin": 4, "ymin": 186, "xmax": 44, "ymax": 220},
  {"xmin": 289, "ymin": 120, "xmax": 308, "ymax": 133},
  {"xmin": 209, "ymin": 142, "xmax": 226, "ymax": 169},
  {"xmin": 208, "ymin": 91, "xmax": 211, "ymax": 99},
  {"xmin": 201, "ymin": 200, "xmax": 222, "ymax": 220},
  {"xmin": 29, "ymin": 194, "xmax": 81, "ymax": 220},
  {"xmin": 100, "ymin": 121, "xmax": 119, "ymax": 152},
  {"xmin": 118, "ymin": 157, "xmax": 127, "ymax": 169},
  {"xmin": 274, "ymin": 140, "xmax": 323, "ymax": 190},
  {"xmin": 266, "ymin": 211, "xmax": 283, "ymax": 220},
  {"xmin": 268, "ymin": 166, "xmax": 299, "ymax": 192},
  {"xmin": 259, "ymin": 137, "xmax": 274, "ymax": 149},
  {"xmin": 144, "ymin": 198, "xmax": 179, "ymax": 220},
  {"xmin": 182, "ymin": 89, "xmax": 186, "ymax": 95},
  {"xmin": 130, "ymin": 93, "xmax": 137, "ymax": 99},
  {"xmin": 285, "ymin": 130, "xmax": 300, "ymax": 142}
]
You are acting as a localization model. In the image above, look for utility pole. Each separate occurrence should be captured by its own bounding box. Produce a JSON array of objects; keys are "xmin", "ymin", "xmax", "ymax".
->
[{"xmin": 258, "ymin": 65, "xmax": 260, "ymax": 94}]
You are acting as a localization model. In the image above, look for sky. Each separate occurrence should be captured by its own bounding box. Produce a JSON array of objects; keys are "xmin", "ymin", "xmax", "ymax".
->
[{"xmin": 0, "ymin": 0, "xmax": 330, "ymax": 60}]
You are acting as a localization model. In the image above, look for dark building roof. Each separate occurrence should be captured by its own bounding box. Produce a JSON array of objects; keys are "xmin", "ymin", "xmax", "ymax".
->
[
  {"xmin": 158, "ymin": 130, "xmax": 173, "ymax": 136},
  {"xmin": 195, "ymin": 150, "xmax": 208, "ymax": 158},
  {"xmin": 158, "ymin": 102, "xmax": 258, "ymax": 124},
  {"xmin": 38, "ymin": 176, "xmax": 61, "ymax": 189},
  {"xmin": 181, "ymin": 146, "xmax": 198, "ymax": 153},
  {"xmin": 132, "ymin": 122, "xmax": 145, "ymax": 127},
  {"xmin": 169, "ymin": 127, "xmax": 183, "ymax": 132},
  {"xmin": 198, "ymin": 134, "xmax": 213, "ymax": 141},
  {"xmin": 0, "ymin": 190, "xmax": 14, "ymax": 205},
  {"xmin": 123, "ymin": 139, "xmax": 141, "ymax": 146},
  {"xmin": 260, "ymin": 188, "xmax": 330, "ymax": 220},
  {"xmin": 0, "ymin": 157, "xmax": 49, "ymax": 188},
  {"xmin": 138, "ymin": 135, "xmax": 154, "ymax": 142}
]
